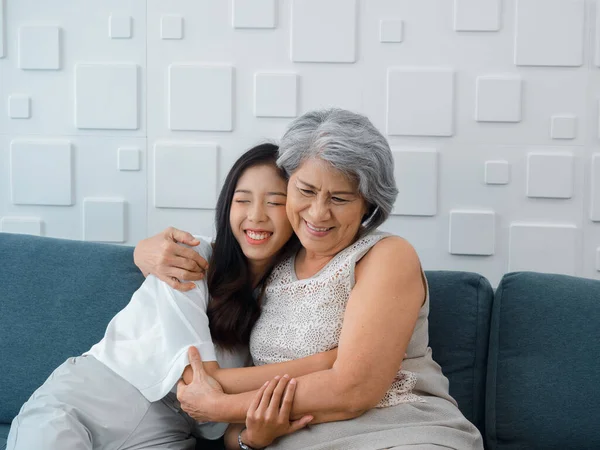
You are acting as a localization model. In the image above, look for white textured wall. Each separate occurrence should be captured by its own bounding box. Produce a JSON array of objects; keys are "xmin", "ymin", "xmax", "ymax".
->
[{"xmin": 0, "ymin": 0, "xmax": 599, "ymax": 286}]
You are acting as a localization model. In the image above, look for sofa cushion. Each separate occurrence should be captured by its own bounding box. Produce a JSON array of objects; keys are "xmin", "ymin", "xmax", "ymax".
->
[
  {"xmin": 0, "ymin": 232, "xmax": 491, "ymax": 446},
  {"xmin": 0, "ymin": 423, "xmax": 11, "ymax": 450},
  {"xmin": 486, "ymin": 272, "xmax": 600, "ymax": 449},
  {"xmin": 0, "ymin": 233, "xmax": 145, "ymax": 423},
  {"xmin": 425, "ymin": 270, "xmax": 494, "ymax": 435}
]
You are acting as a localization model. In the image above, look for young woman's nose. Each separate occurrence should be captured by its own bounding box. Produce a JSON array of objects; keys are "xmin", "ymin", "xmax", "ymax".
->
[{"xmin": 248, "ymin": 202, "xmax": 267, "ymax": 222}]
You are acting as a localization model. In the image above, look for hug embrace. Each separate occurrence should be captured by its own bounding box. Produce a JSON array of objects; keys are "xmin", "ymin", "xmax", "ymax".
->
[{"xmin": 7, "ymin": 108, "xmax": 483, "ymax": 450}]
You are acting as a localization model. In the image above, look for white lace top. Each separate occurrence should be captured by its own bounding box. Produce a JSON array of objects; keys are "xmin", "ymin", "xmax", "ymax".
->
[{"xmin": 250, "ymin": 231, "xmax": 424, "ymax": 407}]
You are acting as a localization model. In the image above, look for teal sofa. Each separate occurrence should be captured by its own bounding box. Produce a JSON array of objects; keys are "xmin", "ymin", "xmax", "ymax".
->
[{"xmin": 1, "ymin": 232, "xmax": 599, "ymax": 450}]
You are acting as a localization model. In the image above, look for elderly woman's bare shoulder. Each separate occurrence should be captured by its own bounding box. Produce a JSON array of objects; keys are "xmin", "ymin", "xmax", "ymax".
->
[
  {"xmin": 357, "ymin": 235, "xmax": 421, "ymax": 274},
  {"xmin": 354, "ymin": 235, "xmax": 425, "ymax": 304}
]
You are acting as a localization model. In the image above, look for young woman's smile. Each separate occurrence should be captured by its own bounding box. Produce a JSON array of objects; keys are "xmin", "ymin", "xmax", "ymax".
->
[
  {"xmin": 244, "ymin": 228, "xmax": 273, "ymax": 245},
  {"xmin": 230, "ymin": 164, "xmax": 294, "ymax": 276}
]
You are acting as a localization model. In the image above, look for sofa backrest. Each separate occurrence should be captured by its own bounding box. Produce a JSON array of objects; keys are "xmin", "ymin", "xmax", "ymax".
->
[
  {"xmin": 0, "ymin": 233, "xmax": 145, "ymax": 423},
  {"xmin": 426, "ymin": 271, "xmax": 494, "ymax": 436},
  {"xmin": 486, "ymin": 271, "xmax": 600, "ymax": 450},
  {"xmin": 0, "ymin": 233, "xmax": 492, "ymax": 442}
]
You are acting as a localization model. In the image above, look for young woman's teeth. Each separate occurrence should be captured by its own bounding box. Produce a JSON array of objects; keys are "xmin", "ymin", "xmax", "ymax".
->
[
  {"xmin": 247, "ymin": 231, "xmax": 270, "ymax": 240},
  {"xmin": 306, "ymin": 222, "xmax": 330, "ymax": 232}
]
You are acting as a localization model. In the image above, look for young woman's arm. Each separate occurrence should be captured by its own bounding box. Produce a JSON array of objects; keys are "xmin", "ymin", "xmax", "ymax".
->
[
  {"xmin": 183, "ymin": 348, "xmax": 337, "ymax": 394},
  {"xmin": 178, "ymin": 237, "xmax": 424, "ymax": 425}
]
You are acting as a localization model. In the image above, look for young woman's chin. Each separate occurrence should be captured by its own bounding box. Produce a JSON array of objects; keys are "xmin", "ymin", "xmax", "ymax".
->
[{"xmin": 239, "ymin": 240, "xmax": 279, "ymax": 263}]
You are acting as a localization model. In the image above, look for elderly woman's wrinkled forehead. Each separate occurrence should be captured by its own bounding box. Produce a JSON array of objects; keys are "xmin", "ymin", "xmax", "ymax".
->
[{"xmin": 294, "ymin": 155, "xmax": 361, "ymax": 189}]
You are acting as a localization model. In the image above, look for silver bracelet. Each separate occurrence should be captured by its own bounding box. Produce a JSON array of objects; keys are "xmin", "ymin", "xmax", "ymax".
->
[{"xmin": 238, "ymin": 427, "xmax": 258, "ymax": 450}]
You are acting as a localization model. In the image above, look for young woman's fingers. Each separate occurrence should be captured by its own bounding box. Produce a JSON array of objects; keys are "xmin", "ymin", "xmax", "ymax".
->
[
  {"xmin": 248, "ymin": 381, "xmax": 269, "ymax": 415},
  {"xmin": 268, "ymin": 375, "xmax": 290, "ymax": 412},
  {"xmin": 258, "ymin": 376, "xmax": 280, "ymax": 412},
  {"xmin": 288, "ymin": 415, "xmax": 314, "ymax": 434},
  {"xmin": 279, "ymin": 378, "xmax": 297, "ymax": 419}
]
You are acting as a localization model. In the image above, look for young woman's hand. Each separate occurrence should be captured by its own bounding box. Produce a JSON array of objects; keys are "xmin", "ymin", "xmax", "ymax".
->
[
  {"xmin": 133, "ymin": 227, "xmax": 209, "ymax": 291},
  {"xmin": 240, "ymin": 375, "xmax": 313, "ymax": 449}
]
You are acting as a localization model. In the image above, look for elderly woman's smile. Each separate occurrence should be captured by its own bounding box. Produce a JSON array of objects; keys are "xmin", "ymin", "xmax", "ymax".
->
[{"xmin": 286, "ymin": 158, "xmax": 368, "ymax": 258}]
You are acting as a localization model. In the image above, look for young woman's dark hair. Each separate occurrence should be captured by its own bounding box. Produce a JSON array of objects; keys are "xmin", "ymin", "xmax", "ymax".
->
[{"xmin": 207, "ymin": 143, "xmax": 299, "ymax": 350}]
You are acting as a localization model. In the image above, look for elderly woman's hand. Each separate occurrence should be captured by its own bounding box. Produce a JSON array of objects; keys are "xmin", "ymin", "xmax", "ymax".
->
[
  {"xmin": 177, "ymin": 347, "xmax": 226, "ymax": 422},
  {"xmin": 133, "ymin": 227, "xmax": 209, "ymax": 291}
]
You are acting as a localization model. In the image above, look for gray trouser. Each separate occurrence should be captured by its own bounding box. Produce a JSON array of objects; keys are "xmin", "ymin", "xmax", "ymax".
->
[{"xmin": 7, "ymin": 355, "xmax": 199, "ymax": 450}]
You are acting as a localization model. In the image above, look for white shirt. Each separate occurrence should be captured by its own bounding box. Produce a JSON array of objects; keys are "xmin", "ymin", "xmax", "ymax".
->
[{"xmin": 85, "ymin": 236, "xmax": 247, "ymax": 439}]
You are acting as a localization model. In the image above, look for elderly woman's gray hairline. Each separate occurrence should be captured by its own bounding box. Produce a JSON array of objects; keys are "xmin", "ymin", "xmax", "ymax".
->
[{"xmin": 276, "ymin": 108, "xmax": 398, "ymax": 233}]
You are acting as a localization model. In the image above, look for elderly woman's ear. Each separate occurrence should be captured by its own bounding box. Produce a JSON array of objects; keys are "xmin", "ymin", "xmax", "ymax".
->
[{"xmin": 362, "ymin": 205, "xmax": 377, "ymax": 226}]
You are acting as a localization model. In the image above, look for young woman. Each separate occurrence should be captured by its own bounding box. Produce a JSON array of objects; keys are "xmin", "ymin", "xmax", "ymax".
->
[{"xmin": 6, "ymin": 143, "xmax": 331, "ymax": 450}]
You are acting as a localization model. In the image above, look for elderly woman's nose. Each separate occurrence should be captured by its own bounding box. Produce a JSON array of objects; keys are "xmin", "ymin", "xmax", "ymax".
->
[{"xmin": 308, "ymin": 199, "xmax": 331, "ymax": 222}]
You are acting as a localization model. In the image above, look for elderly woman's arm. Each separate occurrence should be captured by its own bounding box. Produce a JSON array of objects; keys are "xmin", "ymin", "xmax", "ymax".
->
[
  {"xmin": 182, "ymin": 236, "xmax": 425, "ymax": 424},
  {"xmin": 134, "ymin": 227, "xmax": 208, "ymax": 290},
  {"xmin": 290, "ymin": 236, "xmax": 425, "ymax": 419}
]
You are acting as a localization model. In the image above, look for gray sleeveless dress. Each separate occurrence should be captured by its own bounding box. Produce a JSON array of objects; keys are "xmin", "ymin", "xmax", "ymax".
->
[{"xmin": 250, "ymin": 232, "xmax": 484, "ymax": 450}]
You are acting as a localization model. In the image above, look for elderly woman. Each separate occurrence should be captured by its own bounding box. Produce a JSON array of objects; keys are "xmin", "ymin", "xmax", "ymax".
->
[{"xmin": 137, "ymin": 108, "xmax": 483, "ymax": 449}]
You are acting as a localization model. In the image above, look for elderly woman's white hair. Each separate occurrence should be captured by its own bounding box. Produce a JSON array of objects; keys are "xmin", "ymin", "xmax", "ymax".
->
[{"xmin": 277, "ymin": 108, "xmax": 398, "ymax": 233}]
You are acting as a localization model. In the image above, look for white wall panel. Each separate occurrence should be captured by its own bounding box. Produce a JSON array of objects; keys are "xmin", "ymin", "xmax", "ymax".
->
[
  {"xmin": 83, "ymin": 198, "xmax": 126, "ymax": 243},
  {"xmin": 379, "ymin": 20, "xmax": 403, "ymax": 43},
  {"xmin": 591, "ymin": 154, "xmax": 600, "ymax": 222},
  {"xmin": 8, "ymin": 94, "xmax": 30, "ymax": 119},
  {"xmin": 550, "ymin": 115, "xmax": 577, "ymax": 140},
  {"xmin": 475, "ymin": 76, "xmax": 522, "ymax": 123},
  {"xmin": 10, "ymin": 139, "xmax": 73, "ymax": 206},
  {"xmin": 291, "ymin": 0, "xmax": 357, "ymax": 63},
  {"xmin": 154, "ymin": 142, "xmax": 219, "ymax": 210},
  {"xmin": 233, "ymin": 0, "xmax": 277, "ymax": 29},
  {"xmin": 109, "ymin": 15, "xmax": 133, "ymax": 39},
  {"xmin": 449, "ymin": 210, "xmax": 496, "ymax": 256},
  {"xmin": 596, "ymin": 2, "xmax": 600, "ymax": 67},
  {"xmin": 391, "ymin": 149, "xmax": 438, "ymax": 216},
  {"xmin": 0, "ymin": 216, "xmax": 42, "ymax": 235},
  {"xmin": 485, "ymin": 160, "xmax": 510, "ymax": 185},
  {"xmin": 509, "ymin": 223, "xmax": 579, "ymax": 275},
  {"xmin": 118, "ymin": 147, "xmax": 141, "ymax": 171},
  {"xmin": 526, "ymin": 152, "xmax": 574, "ymax": 199},
  {"xmin": 387, "ymin": 68, "xmax": 455, "ymax": 137},
  {"xmin": 454, "ymin": 0, "xmax": 500, "ymax": 32},
  {"xmin": 1, "ymin": 135, "xmax": 146, "ymax": 242},
  {"xmin": 515, "ymin": 0, "xmax": 585, "ymax": 67},
  {"xmin": 75, "ymin": 63, "xmax": 139, "ymax": 130},
  {"xmin": 254, "ymin": 72, "xmax": 297, "ymax": 118},
  {"xmin": 18, "ymin": 25, "xmax": 60, "ymax": 70},
  {"xmin": 0, "ymin": 0, "xmax": 599, "ymax": 285},
  {"xmin": 168, "ymin": 64, "xmax": 234, "ymax": 131},
  {"xmin": 0, "ymin": 0, "xmax": 5, "ymax": 58},
  {"xmin": 161, "ymin": 15, "xmax": 183, "ymax": 40},
  {"xmin": 0, "ymin": 0, "xmax": 147, "ymax": 137}
]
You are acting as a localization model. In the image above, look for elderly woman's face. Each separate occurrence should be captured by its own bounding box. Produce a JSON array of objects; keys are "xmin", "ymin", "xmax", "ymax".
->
[{"xmin": 286, "ymin": 158, "xmax": 368, "ymax": 256}]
